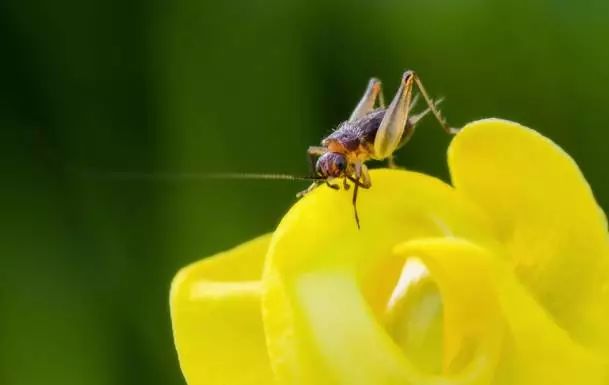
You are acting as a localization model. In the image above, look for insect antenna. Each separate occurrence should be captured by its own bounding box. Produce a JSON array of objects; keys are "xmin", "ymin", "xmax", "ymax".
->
[
  {"xmin": 82, "ymin": 171, "xmax": 323, "ymax": 183},
  {"xmin": 204, "ymin": 172, "xmax": 323, "ymax": 182}
]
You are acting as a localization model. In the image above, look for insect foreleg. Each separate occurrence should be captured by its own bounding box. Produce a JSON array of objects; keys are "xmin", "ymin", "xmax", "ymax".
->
[
  {"xmin": 348, "ymin": 163, "xmax": 371, "ymax": 230},
  {"xmin": 352, "ymin": 183, "xmax": 361, "ymax": 229},
  {"xmin": 296, "ymin": 181, "xmax": 321, "ymax": 198},
  {"xmin": 349, "ymin": 162, "xmax": 371, "ymax": 188},
  {"xmin": 342, "ymin": 177, "xmax": 351, "ymax": 190}
]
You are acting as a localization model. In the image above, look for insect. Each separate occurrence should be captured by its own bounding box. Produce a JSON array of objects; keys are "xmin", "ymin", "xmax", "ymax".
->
[
  {"xmin": 91, "ymin": 71, "xmax": 456, "ymax": 230},
  {"xmin": 298, "ymin": 70, "xmax": 458, "ymax": 228}
]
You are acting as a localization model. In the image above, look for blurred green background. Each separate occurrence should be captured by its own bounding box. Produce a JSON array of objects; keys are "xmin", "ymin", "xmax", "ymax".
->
[{"xmin": 2, "ymin": 0, "xmax": 609, "ymax": 384}]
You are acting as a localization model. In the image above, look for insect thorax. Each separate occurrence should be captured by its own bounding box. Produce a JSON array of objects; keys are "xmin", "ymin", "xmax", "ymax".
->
[{"xmin": 323, "ymin": 109, "xmax": 386, "ymax": 159}]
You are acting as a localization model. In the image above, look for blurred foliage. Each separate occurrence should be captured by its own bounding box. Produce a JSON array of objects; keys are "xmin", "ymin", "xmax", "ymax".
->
[{"xmin": 1, "ymin": 0, "xmax": 609, "ymax": 384}]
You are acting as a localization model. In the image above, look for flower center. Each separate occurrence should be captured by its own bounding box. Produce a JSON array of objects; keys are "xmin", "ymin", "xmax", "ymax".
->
[{"xmin": 383, "ymin": 258, "xmax": 444, "ymax": 373}]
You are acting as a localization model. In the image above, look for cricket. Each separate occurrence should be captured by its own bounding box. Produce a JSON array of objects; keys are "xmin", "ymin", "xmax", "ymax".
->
[
  {"xmin": 298, "ymin": 70, "xmax": 458, "ymax": 228},
  {"xmin": 95, "ymin": 70, "xmax": 457, "ymax": 229}
]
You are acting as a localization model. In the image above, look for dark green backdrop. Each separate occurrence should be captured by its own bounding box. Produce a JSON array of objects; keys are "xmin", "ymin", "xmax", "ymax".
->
[{"xmin": 2, "ymin": 0, "xmax": 608, "ymax": 384}]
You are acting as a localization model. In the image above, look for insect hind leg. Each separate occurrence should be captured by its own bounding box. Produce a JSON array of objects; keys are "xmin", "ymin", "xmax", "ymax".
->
[
  {"xmin": 411, "ymin": 73, "xmax": 459, "ymax": 134},
  {"xmin": 349, "ymin": 78, "xmax": 385, "ymax": 122},
  {"xmin": 387, "ymin": 156, "xmax": 400, "ymax": 169},
  {"xmin": 384, "ymin": 96, "xmax": 445, "ymax": 169},
  {"xmin": 372, "ymin": 71, "xmax": 415, "ymax": 160}
]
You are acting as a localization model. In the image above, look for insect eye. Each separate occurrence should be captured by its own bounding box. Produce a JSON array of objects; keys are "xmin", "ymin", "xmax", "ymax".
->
[{"xmin": 335, "ymin": 157, "xmax": 346, "ymax": 171}]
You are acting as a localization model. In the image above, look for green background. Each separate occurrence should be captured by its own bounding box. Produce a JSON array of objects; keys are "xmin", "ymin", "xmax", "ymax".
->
[{"xmin": 2, "ymin": 0, "xmax": 608, "ymax": 384}]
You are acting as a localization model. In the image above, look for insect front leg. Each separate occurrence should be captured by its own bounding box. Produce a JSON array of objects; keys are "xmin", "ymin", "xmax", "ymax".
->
[
  {"xmin": 325, "ymin": 179, "xmax": 340, "ymax": 190},
  {"xmin": 347, "ymin": 162, "xmax": 372, "ymax": 230},
  {"xmin": 347, "ymin": 162, "xmax": 371, "ymax": 188},
  {"xmin": 342, "ymin": 177, "xmax": 351, "ymax": 190},
  {"xmin": 349, "ymin": 78, "xmax": 386, "ymax": 122},
  {"xmin": 296, "ymin": 181, "xmax": 321, "ymax": 198},
  {"xmin": 358, "ymin": 163, "xmax": 372, "ymax": 188},
  {"xmin": 352, "ymin": 182, "xmax": 361, "ymax": 229}
]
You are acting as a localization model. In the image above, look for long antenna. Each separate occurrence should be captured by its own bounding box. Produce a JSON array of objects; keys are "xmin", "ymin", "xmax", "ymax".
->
[
  {"xmin": 206, "ymin": 172, "xmax": 322, "ymax": 182},
  {"xmin": 83, "ymin": 171, "xmax": 322, "ymax": 182}
]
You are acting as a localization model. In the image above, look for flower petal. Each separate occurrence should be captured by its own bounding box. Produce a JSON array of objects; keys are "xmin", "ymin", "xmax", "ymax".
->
[
  {"xmin": 448, "ymin": 119, "xmax": 609, "ymax": 351},
  {"xmin": 393, "ymin": 238, "xmax": 504, "ymax": 382},
  {"xmin": 395, "ymin": 237, "xmax": 608, "ymax": 385},
  {"xmin": 262, "ymin": 169, "xmax": 496, "ymax": 385},
  {"xmin": 384, "ymin": 268, "xmax": 444, "ymax": 374},
  {"xmin": 170, "ymin": 234, "xmax": 276, "ymax": 385}
]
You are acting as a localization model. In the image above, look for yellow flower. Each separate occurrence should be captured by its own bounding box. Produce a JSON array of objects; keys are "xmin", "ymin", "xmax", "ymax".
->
[{"xmin": 170, "ymin": 119, "xmax": 609, "ymax": 385}]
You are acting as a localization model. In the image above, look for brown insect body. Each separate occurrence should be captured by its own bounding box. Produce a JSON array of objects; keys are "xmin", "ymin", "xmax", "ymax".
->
[
  {"xmin": 300, "ymin": 71, "xmax": 456, "ymax": 229},
  {"xmin": 100, "ymin": 71, "xmax": 456, "ymax": 231},
  {"xmin": 323, "ymin": 108, "xmax": 416, "ymax": 162}
]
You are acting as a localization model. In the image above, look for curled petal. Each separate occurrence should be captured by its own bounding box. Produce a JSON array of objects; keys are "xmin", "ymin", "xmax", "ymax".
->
[
  {"xmin": 448, "ymin": 119, "xmax": 609, "ymax": 351},
  {"xmin": 395, "ymin": 237, "xmax": 608, "ymax": 384},
  {"xmin": 262, "ymin": 170, "xmax": 495, "ymax": 385},
  {"xmin": 171, "ymin": 119, "xmax": 609, "ymax": 385},
  {"xmin": 393, "ymin": 238, "xmax": 504, "ymax": 383},
  {"xmin": 170, "ymin": 234, "xmax": 276, "ymax": 385}
]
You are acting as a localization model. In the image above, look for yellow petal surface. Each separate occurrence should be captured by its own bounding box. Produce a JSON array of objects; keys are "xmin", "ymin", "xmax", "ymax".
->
[
  {"xmin": 384, "ymin": 269, "xmax": 444, "ymax": 374},
  {"xmin": 395, "ymin": 237, "xmax": 608, "ymax": 385},
  {"xmin": 393, "ymin": 238, "xmax": 504, "ymax": 383},
  {"xmin": 171, "ymin": 119, "xmax": 609, "ymax": 385},
  {"xmin": 262, "ymin": 169, "xmax": 497, "ymax": 385},
  {"xmin": 448, "ymin": 119, "xmax": 609, "ymax": 352},
  {"xmin": 170, "ymin": 234, "xmax": 276, "ymax": 385}
]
